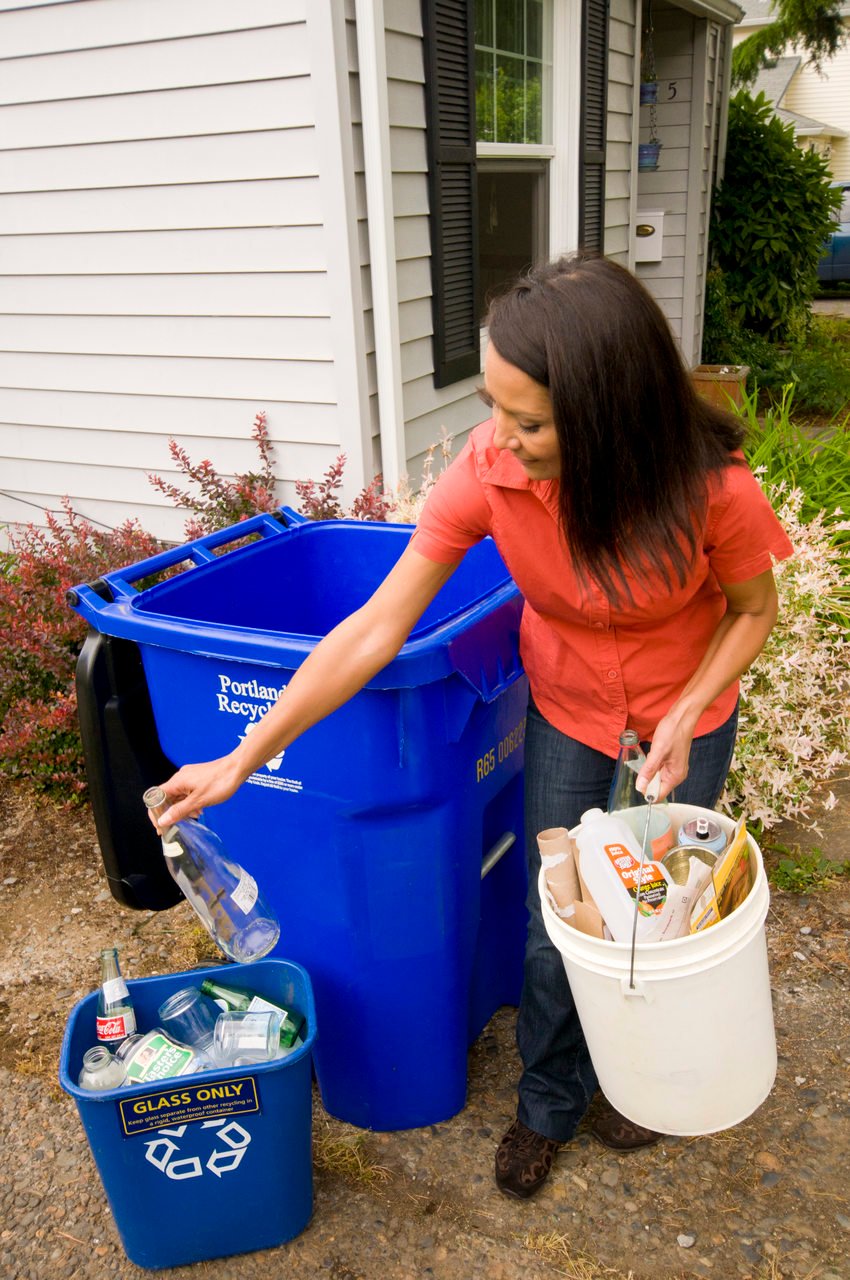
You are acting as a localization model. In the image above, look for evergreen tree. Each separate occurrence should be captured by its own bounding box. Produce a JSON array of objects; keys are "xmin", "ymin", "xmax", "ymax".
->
[{"xmin": 732, "ymin": 0, "xmax": 847, "ymax": 87}]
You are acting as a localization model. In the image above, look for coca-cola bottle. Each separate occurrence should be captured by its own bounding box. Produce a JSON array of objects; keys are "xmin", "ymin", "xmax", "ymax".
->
[
  {"xmin": 143, "ymin": 787, "xmax": 280, "ymax": 964},
  {"xmin": 96, "ymin": 947, "xmax": 136, "ymax": 1044}
]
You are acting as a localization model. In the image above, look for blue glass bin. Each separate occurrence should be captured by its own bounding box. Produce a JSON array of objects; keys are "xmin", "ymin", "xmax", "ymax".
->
[
  {"xmin": 59, "ymin": 958, "xmax": 315, "ymax": 1270},
  {"xmin": 70, "ymin": 511, "xmax": 528, "ymax": 1130}
]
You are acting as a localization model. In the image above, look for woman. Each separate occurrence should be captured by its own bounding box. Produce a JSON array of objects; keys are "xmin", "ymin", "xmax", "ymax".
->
[{"xmin": 152, "ymin": 254, "xmax": 792, "ymax": 1200}]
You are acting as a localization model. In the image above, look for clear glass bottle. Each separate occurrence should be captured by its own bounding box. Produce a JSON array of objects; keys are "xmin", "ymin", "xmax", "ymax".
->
[
  {"xmin": 78, "ymin": 1044, "xmax": 127, "ymax": 1091},
  {"xmin": 607, "ymin": 729, "xmax": 647, "ymax": 813},
  {"xmin": 96, "ymin": 947, "xmax": 136, "ymax": 1044},
  {"xmin": 143, "ymin": 787, "xmax": 280, "ymax": 964}
]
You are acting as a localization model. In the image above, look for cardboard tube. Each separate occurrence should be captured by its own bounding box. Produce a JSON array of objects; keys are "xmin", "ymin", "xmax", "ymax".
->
[
  {"xmin": 537, "ymin": 827, "xmax": 581, "ymax": 912},
  {"xmin": 573, "ymin": 847, "xmax": 612, "ymax": 939},
  {"xmin": 572, "ymin": 898, "xmax": 607, "ymax": 939}
]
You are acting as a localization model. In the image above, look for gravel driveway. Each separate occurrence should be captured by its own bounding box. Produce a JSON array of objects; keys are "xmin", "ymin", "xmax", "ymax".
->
[{"xmin": 1, "ymin": 780, "xmax": 848, "ymax": 1280}]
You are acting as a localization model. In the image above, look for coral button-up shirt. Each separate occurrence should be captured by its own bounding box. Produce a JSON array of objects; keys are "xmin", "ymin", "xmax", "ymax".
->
[{"xmin": 410, "ymin": 419, "xmax": 793, "ymax": 755}]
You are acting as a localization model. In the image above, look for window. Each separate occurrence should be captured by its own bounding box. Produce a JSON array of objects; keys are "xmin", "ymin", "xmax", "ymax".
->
[
  {"xmin": 475, "ymin": 0, "xmax": 548, "ymax": 145},
  {"xmin": 474, "ymin": 1, "xmax": 552, "ymax": 313},
  {"xmin": 476, "ymin": 160, "xmax": 548, "ymax": 319},
  {"xmin": 840, "ymin": 188, "xmax": 850, "ymax": 224},
  {"xmin": 421, "ymin": 0, "xmax": 606, "ymax": 387}
]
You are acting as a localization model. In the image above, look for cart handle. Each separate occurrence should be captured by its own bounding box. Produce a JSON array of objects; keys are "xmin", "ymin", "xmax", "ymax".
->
[
  {"xmin": 481, "ymin": 832, "xmax": 516, "ymax": 879},
  {"xmin": 67, "ymin": 507, "xmax": 304, "ymax": 608}
]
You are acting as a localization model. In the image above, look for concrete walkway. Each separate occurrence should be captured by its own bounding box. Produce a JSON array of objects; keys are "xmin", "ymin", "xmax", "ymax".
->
[{"xmin": 811, "ymin": 298, "xmax": 850, "ymax": 317}]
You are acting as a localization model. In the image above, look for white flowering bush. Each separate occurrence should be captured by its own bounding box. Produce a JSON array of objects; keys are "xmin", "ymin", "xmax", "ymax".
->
[
  {"xmin": 385, "ymin": 428, "xmax": 455, "ymax": 523},
  {"xmin": 721, "ymin": 477, "xmax": 850, "ymax": 830}
]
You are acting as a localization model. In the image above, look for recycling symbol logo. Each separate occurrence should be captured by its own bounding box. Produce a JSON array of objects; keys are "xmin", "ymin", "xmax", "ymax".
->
[{"xmin": 144, "ymin": 1119, "xmax": 252, "ymax": 1180}]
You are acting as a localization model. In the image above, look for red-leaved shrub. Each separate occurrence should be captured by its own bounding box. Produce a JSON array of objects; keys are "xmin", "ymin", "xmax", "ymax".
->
[
  {"xmin": 295, "ymin": 453, "xmax": 393, "ymax": 522},
  {"xmin": 0, "ymin": 500, "xmax": 162, "ymax": 802},
  {"xmin": 2, "ymin": 415, "xmax": 437, "ymax": 803},
  {"xmin": 147, "ymin": 410, "xmax": 280, "ymax": 537}
]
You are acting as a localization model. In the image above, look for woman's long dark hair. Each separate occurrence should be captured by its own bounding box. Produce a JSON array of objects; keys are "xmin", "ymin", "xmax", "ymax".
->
[{"xmin": 486, "ymin": 253, "xmax": 745, "ymax": 604}]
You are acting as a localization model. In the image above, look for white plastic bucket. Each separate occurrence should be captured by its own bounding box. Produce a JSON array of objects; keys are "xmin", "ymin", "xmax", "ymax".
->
[{"xmin": 540, "ymin": 804, "xmax": 777, "ymax": 1135}]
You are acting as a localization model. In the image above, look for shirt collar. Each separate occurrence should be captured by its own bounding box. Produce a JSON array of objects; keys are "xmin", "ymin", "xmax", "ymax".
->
[{"xmin": 482, "ymin": 448, "xmax": 560, "ymax": 516}]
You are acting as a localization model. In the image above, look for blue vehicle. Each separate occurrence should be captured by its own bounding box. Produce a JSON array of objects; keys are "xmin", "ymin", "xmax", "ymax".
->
[{"xmin": 818, "ymin": 180, "xmax": 850, "ymax": 284}]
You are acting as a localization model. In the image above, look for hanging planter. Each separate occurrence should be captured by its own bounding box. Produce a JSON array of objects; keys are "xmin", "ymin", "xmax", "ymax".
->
[
  {"xmin": 639, "ymin": 0, "xmax": 661, "ymax": 170},
  {"xmin": 639, "ymin": 142, "xmax": 662, "ymax": 171}
]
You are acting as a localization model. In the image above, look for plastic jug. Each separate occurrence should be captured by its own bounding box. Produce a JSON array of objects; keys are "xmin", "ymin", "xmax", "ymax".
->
[{"xmin": 575, "ymin": 808, "xmax": 671, "ymax": 944}]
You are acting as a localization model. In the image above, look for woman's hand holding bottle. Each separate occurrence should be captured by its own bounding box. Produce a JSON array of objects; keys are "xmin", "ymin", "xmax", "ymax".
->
[
  {"xmin": 636, "ymin": 704, "xmax": 699, "ymax": 801},
  {"xmin": 148, "ymin": 754, "xmax": 247, "ymax": 828}
]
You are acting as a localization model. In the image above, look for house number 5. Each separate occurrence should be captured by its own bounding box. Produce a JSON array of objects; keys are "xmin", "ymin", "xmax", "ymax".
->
[{"xmin": 666, "ymin": 80, "xmax": 679, "ymax": 100}]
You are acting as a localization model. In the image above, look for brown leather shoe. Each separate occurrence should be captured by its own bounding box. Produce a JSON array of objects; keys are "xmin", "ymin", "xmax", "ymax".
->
[
  {"xmin": 494, "ymin": 1119, "xmax": 561, "ymax": 1199},
  {"xmin": 589, "ymin": 1100, "xmax": 661, "ymax": 1151}
]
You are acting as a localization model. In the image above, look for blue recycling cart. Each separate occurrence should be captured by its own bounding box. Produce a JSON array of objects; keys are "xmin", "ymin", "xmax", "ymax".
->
[
  {"xmin": 69, "ymin": 510, "xmax": 529, "ymax": 1130},
  {"xmin": 59, "ymin": 958, "xmax": 315, "ymax": 1270}
]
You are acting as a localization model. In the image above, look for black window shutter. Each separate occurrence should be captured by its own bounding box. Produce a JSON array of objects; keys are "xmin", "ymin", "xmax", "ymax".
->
[
  {"xmin": 421, "ymin": 0, "xmax": 481, "ymax": 387},
  {"xmin": 579, "ymin": 0, "xmax": 609, "ymax": 252}
]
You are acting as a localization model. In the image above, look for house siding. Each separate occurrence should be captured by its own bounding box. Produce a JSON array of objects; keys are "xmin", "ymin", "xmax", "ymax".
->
[
  {"xmin": 689, "ymin": 21, "xmax": 725, "ymax": 363},
  {"xmin": 606, "ymin": 0, "xmax": 637, "ymax": 263},
  {"xmin": 0, "ymin": 0, "xmax": 368, "ymax": 542},
  {"xmin": 732, "ymin": 17, "xmax": 850, "ymax": 179},
  {"xmin": 636, "ymin": 9, "xmax": 726, "ymax": 366},
  {"xmin": 378, "ymin": 0, "xmax": 487, "ymax": 479},
  {"xmin": 0, "ymin": 0, "xmax": 733, "ymax": 540},
  {"xmin": 783, "ymin": 31, "xmax": 850, "ymax": 179},
  {"xmin": 635, "ymin": 8, "xmax": 695, "ymax": 341}
]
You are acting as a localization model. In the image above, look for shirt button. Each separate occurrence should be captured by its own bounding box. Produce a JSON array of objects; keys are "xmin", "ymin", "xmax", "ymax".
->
[
  {"xmin": 593, "ymin": 621, "xmax": 604, "ymax": 630},
  {"xmin": 607, "ymin": 668, "xmax": 618, "ymax": 679}
]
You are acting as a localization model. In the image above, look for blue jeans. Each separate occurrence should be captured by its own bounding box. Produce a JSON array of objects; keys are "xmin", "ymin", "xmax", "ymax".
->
[{"xmin": 517, "ymin": 697, "xmax": 739, "ymax": 1141}]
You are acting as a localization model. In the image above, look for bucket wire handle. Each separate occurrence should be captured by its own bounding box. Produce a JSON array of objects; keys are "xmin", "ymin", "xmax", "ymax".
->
[{"xmin": 629, "ymin": 773, "xmax": 660, "ymax": 990}]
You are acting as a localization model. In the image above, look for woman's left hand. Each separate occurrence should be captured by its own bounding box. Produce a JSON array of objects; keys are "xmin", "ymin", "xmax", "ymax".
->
[
  {"xmin": 635, "ymin": 707, "xmax": 698, "ymax": 801},
  {"xmin": 635, "ymin": 569, "xmax": 779, "ymax": 802}
]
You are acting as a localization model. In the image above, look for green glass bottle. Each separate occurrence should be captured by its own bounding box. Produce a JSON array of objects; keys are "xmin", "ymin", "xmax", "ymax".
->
[{"xmin": 200, "ymin": 978, "xmax": 304, "ymax": 1048}]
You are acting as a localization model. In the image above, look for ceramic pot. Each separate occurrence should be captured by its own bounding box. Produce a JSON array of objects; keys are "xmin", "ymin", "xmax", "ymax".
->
[{"xmin": 638, "ymin": 142, "xmax": 662, "ymax": 171}]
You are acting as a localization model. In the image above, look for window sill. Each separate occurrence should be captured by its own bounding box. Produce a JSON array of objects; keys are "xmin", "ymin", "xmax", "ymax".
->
[{"xmin": 476, "ymin": 142, "xmax": 556, "ymax": 159}]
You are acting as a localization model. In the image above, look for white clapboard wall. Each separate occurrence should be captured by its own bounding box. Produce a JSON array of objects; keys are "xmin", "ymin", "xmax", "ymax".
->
[
  {"xmin": 0, "ymin": 0, "xmax": 493, "ymax": 544},
  {"xmin": 605, "ymin": 0, "xmax": 637, "ymax": 265}
]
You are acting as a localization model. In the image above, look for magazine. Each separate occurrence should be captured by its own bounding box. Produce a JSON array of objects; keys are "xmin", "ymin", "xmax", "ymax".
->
[{"xmin": 689, "ymin": 817, "xmax": 753, "ymax": 932}]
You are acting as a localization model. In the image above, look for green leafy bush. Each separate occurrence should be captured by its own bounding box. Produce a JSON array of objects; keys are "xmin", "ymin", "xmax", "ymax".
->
[
  {"xmin": 701, "ymin": 268, "xmax": 784, "ymax": 390},
  {"xmin": 778, "ymin": 316, "xmax": 850, "ymax": 417},
  {"xmin": 703, "ymin": 272, "xmax": 850, "ymax": 417},
  {"xmin": 767, "ymin": 845, "xmax": 850, "ymax": 892},
  {"xmin": 710, "ymin": 91, "xmax": 841, "ymax": 343},
  {"xmin": 740, "ymin": 386, "xmax": 850, "ymax": 535}
]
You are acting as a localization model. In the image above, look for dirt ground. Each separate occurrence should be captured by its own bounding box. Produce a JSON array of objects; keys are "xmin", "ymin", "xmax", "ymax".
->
[{"xmin": 0, "ymin": 777, "xmax": 848, "ymax": 1280}]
